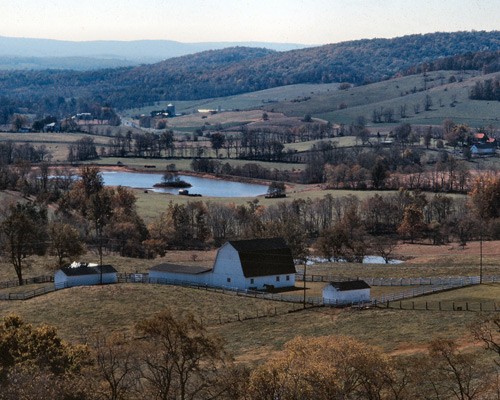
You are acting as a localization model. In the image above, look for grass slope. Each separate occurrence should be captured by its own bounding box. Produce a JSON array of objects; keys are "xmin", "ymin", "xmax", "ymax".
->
[
  {"xmin": 0, "ymin": 282, "xmax": 497, "ymax": 363},
  {"xmin": 127, "ymin": 70, "xmax": 497, "ymax": 129}
]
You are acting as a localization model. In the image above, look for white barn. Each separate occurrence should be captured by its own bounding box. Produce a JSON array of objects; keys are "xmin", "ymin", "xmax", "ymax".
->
[
  {"xmin": 54, "ymin": 263, "xmax": 118, "ymax": 289},
  {"xmin": 322, "ymin": 280, "xmax": 371, "ymax": 305},
  {"xmin": 148, "ymin": 238, "xmax": 296, "ymax": 291},
  {"xmin": 211, "ymin": 238, "xmax": 296, "ymax": 290}
]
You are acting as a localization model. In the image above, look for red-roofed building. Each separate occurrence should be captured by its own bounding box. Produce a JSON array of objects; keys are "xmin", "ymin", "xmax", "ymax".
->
[{"xmin": 470, "ymin": 132, "xmax": 497, "ymax": 156}]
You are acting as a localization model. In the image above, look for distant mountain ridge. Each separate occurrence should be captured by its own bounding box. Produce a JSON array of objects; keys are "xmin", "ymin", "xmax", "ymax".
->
[
  {"xmin": 0, "ymin": 31, "xmax": 498, "ymax": 117},
  {"xmin": 0, "ymin": 36, "xmax": 307, "ymax": 69}
]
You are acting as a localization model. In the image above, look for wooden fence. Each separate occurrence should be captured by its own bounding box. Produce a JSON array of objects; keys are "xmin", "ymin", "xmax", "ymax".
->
[
  {"xmin": 0, "ymin": 275, "xmax": 53, "ymax": 289},
  {"xmin": 0, "ymin": 273, "xmax": 498, "ymax": 313},
  {"xmin": 296, "ymin": 274, "xmax": 499, "ymax": 286},
  {"xmin": 378, "ymin": 299, "xmax": 499, "ymax": 312},
  {"xmin": 117, "ymin": 273, "xmax": 321, "ymax": 305},
  {"xmin": 0, "ymin": 285, "xmax": 55, "ymax": 300}
]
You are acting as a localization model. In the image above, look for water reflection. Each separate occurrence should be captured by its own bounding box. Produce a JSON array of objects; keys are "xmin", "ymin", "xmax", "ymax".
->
[{"xmin": 101, "ymin": 171, "xmax": 267, "ymax": 198}]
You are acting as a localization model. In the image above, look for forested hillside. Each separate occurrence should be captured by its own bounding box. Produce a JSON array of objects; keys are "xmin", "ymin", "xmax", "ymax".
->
[{"xmin": 0, "ymin": 31, "xmax": 498, "ymax": 118}]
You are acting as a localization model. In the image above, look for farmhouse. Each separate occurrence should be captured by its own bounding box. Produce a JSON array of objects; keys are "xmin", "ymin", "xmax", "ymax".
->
[
  {"xmin": 470, "ymin": 132, "xmax": 497, "ymax": 156},
  {"xmin": 148, "ymin": 238, "xmax": 296, "ymax": 291},
  {"xmin": 54, "ymin": 262, "xmax": 118, "ymax": 289},
  {"xmin": 322, "ymin": 280, "xmax": 371, "ymax": 305}
]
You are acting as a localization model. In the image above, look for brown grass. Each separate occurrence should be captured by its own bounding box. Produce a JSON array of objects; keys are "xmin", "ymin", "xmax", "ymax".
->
[{"xmin": 0, "ymin": 213, "xmax": 498, "ymax": 365}]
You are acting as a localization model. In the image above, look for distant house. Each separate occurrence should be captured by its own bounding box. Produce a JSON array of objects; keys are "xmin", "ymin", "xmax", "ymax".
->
[
  {"xmin": 43, "ymin": 122, "xmax": 59, "ymax": 132},
  {"xmin": 54, "ymin": 262, "xmax": 118, "ymax": 289},
  {"xmin": 148, "ymin": 238, "xmax": 296, "ymax": 291},
  {"xmin": 322, "ymin": 280, "xmax": 371, "ymax": 305},
  {"xmin": 470, "ymin": 132, "xmax": 497, "ymax": 156}
]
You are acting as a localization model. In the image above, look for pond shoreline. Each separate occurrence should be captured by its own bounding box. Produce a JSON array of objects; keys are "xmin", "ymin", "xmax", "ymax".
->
[
  {"xmin": 92, "ymin": 164, "xmax": 296, "ymax": 197},
  {"xmin": 98, "ymin": 168, "xmax": 269, "ymax": 197}
]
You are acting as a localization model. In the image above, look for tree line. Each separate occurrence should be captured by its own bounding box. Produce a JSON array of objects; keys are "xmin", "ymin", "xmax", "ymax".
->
[
  {"xmin": 1, "ymin": 166, "xmax": 499, "ymax": 286},
  {"xmin": 469, "ymin": 76, "xmax": 500, "ymax": 101},
  {"xmin": 1, "ymin": 311, "xmax": 499, "ymax": 399}
]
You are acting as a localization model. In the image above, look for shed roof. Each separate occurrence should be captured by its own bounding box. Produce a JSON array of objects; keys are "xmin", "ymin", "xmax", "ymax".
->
[
  {"xmin": 328, "ymin": 280, "xmax": 371, "ymax": 291},
  {"xmin": 150, "ymin": 263, "xmax": 212, "ymax": 275},
  {"xmin": 59, "ymin": 264, "xmax": 117, "ymax": 277},
  {"xmin": 227, "ymin": 238, "xmax": 296, "ymax": 278}
]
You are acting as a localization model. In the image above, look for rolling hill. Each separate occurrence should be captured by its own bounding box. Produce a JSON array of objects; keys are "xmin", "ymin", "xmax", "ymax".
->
[{"xmin": 0, "ymin": 31, "xmax": 498, "ymax": 118}]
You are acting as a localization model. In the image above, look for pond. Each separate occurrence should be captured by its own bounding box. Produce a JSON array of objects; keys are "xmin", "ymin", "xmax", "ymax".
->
[{"xmin": 101, "ymin": 171, "xmax": 268, "ymax": 198}]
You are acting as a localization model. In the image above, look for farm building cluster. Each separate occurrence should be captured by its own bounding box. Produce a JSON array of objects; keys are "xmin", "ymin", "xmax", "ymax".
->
[{"xmin": 54, "ymin": 238, "xmax": 371, "ymax": 305}]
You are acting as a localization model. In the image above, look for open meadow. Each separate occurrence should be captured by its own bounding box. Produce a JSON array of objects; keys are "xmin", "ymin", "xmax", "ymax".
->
[
  {"xmin": 0, "ymin": 240, "xmax": 498, "ymax": 363},
  {"xmin": 0, "ymin": 280, "xmax": 497, "ymax": 363}
]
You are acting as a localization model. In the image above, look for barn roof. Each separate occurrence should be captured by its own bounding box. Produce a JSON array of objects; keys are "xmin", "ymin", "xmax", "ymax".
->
[
  {"xmin": 328, "ymin": 280, "xmax": 371, "ymax": 291},
  {"xmin": 59, "ymin": 264, "xmax": 117, "ymax": 276},
  {"xmin": 227, "ymin": 238, "xmax": 296, "ymax": 278},
  {"xmin": 150, "ymin": 263, "xmax": 212, "ymax": 275}
]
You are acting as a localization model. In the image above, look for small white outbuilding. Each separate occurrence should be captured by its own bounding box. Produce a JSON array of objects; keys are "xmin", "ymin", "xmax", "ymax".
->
[
  {"xmin": 54, "ymin": 262, "xmax": 118, "ymax": 289},
  {"xmin": 322, "ymin": 280, "xmax": 371, "ymax": 305}
]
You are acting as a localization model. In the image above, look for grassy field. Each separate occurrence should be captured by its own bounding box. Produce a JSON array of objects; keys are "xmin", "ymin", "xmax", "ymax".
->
[
  {"xmin": 386, "ymin": 283, "xmax": 500, "ymax": 311},
  {"xmin": 0, "ymin": 281, "xmax": 497, "ymax": 363},
  {"xmin": 121, "ymin": 70, "xmax": 499, "ymax": 131},
  {"xmin": 122, "ymin": 83, "xmax": 341, "ymax": 118},
  {"xmin": 0, "ymin": 238, "xmax": 498, "ymax": 364},
  {"xmin": 119, "ymin": 70, "xmax": 495, "ymax": 128},
  {"xmin": 258, "ymin": 70, "xmax": 499, "ymax": 128}
]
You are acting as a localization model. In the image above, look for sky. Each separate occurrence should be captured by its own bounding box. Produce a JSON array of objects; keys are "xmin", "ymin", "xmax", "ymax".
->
[{"xmin": 1, "ymin": 0, "xmax": 498, "ymax": 45}]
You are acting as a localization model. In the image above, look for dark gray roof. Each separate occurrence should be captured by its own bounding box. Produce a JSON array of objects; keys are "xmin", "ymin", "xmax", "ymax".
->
[
  {"xmin": 227, "ymin": 238, "xmax": 296, "ymax": 278},
  {"xmin": 150, "ymin": 263, "xmax": 212, "ymax": 275},
  {"xmin": 60, "ymin": 264, "xmax": 117, "ymax": 276},
  {"xmin": 329, "ymin": 280, "xmax": 371, "ymax": 291}
]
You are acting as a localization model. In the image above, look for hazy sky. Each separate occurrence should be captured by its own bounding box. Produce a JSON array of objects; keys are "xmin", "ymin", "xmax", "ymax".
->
[{"xmin": 1, "ymin": 0, "xmax": 498, "ymax": 44}]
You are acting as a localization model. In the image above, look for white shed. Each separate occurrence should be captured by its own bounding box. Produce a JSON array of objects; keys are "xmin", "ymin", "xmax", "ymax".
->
[
  {"xmin": 322, "ymin": 280, "xmax": 371, "ymax": 305},
  {"xmin": 148, "ymin": 263, "xmax": 212, "ymax": 286},
  {"xmin": 54, "ymin": 263, "xmax": 118, "ymax": 289},
  {"xmin": 211, "ymin": 238, "xmax": 296, "ymax": 291}
]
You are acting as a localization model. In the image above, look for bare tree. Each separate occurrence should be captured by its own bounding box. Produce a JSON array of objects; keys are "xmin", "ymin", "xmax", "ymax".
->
[
  {"xmin": 0, "ymin": 202, "xmax": 48, "ymax": 285},
  {"xmin": 136, "ymin": 309, "xmax": 228, "ymax": 400}
]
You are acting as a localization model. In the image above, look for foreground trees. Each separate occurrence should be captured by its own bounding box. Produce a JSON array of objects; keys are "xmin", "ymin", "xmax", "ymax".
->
[
  {"xmin": 58, "ymin": 166, "xmax": 148, "ymax": 259},
  {"xmin": 2, "ymin": 313, "xmax": 500, "ymax": 400},
  {"xmin": 248, "ymin": 335, "xmax": 398, "ymax": 400},
  {"xmin": 0, "ymin": 315, "xmax": 90, "ymax": 400},
  {"xmin": 136, "ymin": 310, "xmax": 228, "ymax": 400},
  {"xmin": 0, "ymin": 202, "xmax": 48, "ymax": 285}
]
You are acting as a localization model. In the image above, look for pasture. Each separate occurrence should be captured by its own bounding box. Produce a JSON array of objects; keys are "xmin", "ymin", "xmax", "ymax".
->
[
  {"xmin": 0, "ymin": 279, "xmax": 497, "ymax": 363},
  {"xmin": 122, "ymin": 83, "xmax": 341, "ymax": 118},
  {"xmin": 0, "ymin": 237, "xmax": 498, "ymax": 363}
]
